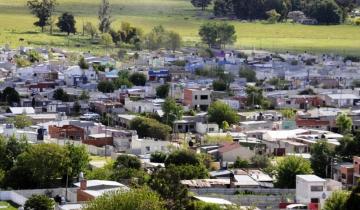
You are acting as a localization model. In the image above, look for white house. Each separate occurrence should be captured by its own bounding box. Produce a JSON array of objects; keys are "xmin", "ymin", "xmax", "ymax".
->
[
  {"xmin": 195, "ymin": 122, "xmax": 219, "ymax": 134},
  {"xmin": 324, "ymin": 93, "xmax": 360, "ymax": 108},
  {"xmin": 130, "ymin": 138, "xmax": 177, "ymax": 155},
  {"xmin": 296, "ymin": 175, "xmax": 342, "ymax": 208}
]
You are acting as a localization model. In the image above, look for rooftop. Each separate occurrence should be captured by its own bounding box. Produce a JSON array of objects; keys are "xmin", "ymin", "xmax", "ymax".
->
[{"xmin": 297, "ymin": 174, "xmax": 326, "ymax": 182}]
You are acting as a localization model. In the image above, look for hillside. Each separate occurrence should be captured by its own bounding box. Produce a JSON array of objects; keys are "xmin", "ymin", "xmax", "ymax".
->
[{"xmin": 0, "ymin": 0, "xmax": 360, "ymax": 54}]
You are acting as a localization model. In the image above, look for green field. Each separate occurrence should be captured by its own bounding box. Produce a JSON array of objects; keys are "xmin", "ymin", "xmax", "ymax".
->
[{"xmin": 1, "ymin": 0, "xmax": 360, "ymax": 54}]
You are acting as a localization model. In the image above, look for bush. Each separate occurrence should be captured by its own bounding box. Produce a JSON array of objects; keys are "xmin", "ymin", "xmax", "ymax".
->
[{"xmin": 130, "ymin": 117, "xmax": 171, "ymax": 140}]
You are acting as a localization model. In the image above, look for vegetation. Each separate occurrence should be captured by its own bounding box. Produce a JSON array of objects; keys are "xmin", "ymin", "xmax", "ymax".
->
[
  {"xmin": 98, "ymin": 0, "xmax": 112, "ymax": 33},
  {"xmin": 274, "ymin": 156, "xmax": 313, "ymax": 188},
  {"xmin": 84, "ymin": 187, "xmax": 166, "ymax": 210},
  {"xmin": 130, "ymin": 117, "xmax": 172, "ymax": 140},
  {"xmin": 53, "ymin": 88, "xmax": 70, "ymax": 102},
  {"xmin": 208, "ymin": 101, "xmax": 240, "ymax": 128},
  {"xmin": 336, "ymin": 113, "xmax": 353, "ymax": 134},
  {"xmin": 233, "ymin": 157, "xmax": 249, "ymax": 168},
  {"xmin": 129, "ymin": 72, "xmax": 147, "ymax": 86},
  {"xmin": 323, "ymin": 190, "xmax": 350, "ymax": 210},
  {"xmin": 24, "ymin": 194, "xmax": 54, "ymax": 210},
  {"xmin": 156, "ymin": 84, "xmax": 170, "ymax": 99},
  {"xmin": 239, "ymin": 66, "xmax": 256, "ymax": 82},
  {"xmin": 310, "ymin": 140, "xmax": 334, "ymax": 178},
  {"xmin": 27, "ymin": 0, "xmax": 57, "ymax": 32},
  {"xmin": 162, "ymin": 98, "xmax": 183, "ymax": 125},
  {"xmin": 7, "ymin": 115, "xmax": 32, "ymax": 129},
  {"xmin": 57, "ymin": 12, "xmax": 76, "ymax": 35},
  {"xmin": 97, "ymin": 80, "xmax": 115, "ymax": 93},
  {"xmin": 336, "ymin": 133, "xmax": 360, "ymax": 162},
  {"xmin": 1, "ymin": 87, "xmax": 20, "ymax": 106},
  {"xmin": 199, "ymin": 22, "xmax": 236, "ymax": 49},
  {"xmin": 245, "ymin": 85, "xmax": 269, "ymax": 108}
]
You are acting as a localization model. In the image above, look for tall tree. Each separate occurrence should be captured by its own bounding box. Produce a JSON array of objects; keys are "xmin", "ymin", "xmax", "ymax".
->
[
  {"xmin": 57, "ymin": 12, "xmax": 76, "ymax": 35},
  {"xmin": 156, "ymin": 84, "xmax": 170, "ymax": 99},
  {"xmin": 199, "ymin": 22, "xmax": 236, "ymax": 49},
  {"xmin": 310, "ymin": 140, "xmax": 334, "ymax": 178},
  {"xmin": 275, "ymin": 156, "xmax": 313, "ymax": 188},
  {"xmin": 65, "ymin": 143, "xmax": 89, "ymax": 180},
  {"xmin": 84, "ymin": 22, "xmax": 98, "ymax": 40},
  {"xmin": 162, "ymin": 98, "xmax": 183, "ymax": 125},
  {"xmin": 2, "ymin": 87, "xmax": 20, "ymax": 106},
  {"xmin": 165, "ymin": 31, "xmax": 182, "ymax": 52},
  {"xmin": 239, "ymin": 65, "xmax": 257, "ymax": 82},
  {"xmin": 27, "ymin": 0, "xmax": 57, "ymax": 32},
  {"xmin": 191, "ymin": 0, "xmax": 213, "ymax": 11},
  {"xmin": 336, "ymin": 113, "xmax": 352, "ymax": 134},
  {"xmin": 98, "ymin": 0, "xmax": 112, "ymax": 33}
]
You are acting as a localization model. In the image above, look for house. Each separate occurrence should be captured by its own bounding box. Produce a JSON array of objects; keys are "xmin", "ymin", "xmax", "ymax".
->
[
  {"xmin": 333, "ymin": 162, "xmax": 354, "ymax": 189},
  {"xmin": 75, "ymin": 179, "xmax": 129, "ymax": 202},
  {"xmin": 116, "ymin": 114, "xmax": 137, "ymax": 128},
  {"xmin": 48, "ymin": 125, "xmax": 85, "ymax": 140},
  {"xmin": 324, "ymin": 93, "xmax": 360, "ymax": 108},
  {"xmin": 353, "ymin": 156, "xmax": 360, "ymax": 185},
  {"xmin": 8, "ymin": 107, "xmax": 35, "ymax": 115},
  {"xmin": 296, "ymin": 175, "xmax": 342, "ymax": 208},
  {"xmin": 83, "ymin": 133, "xmax": 113, "ymax": 147},
  {"xmin": 183, "ymin": 88, "xmax": 212, "ymax": 111},
  {"xmin": 218, "ymin": 142, "xmax": 256, "ymax": 163},
  {"xmin": 123, "ymin": 98, "xmax": 163, "ymax": 113},
  {"xmin": 195, "ymin": 122, "xmax": 219, "ymax": 134},
  {"xmin": 130, "ymin": 138, "xmax": 176, "ymax": 155}
]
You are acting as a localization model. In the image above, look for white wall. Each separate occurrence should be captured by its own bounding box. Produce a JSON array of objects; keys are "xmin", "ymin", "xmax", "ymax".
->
[
  {"xmin": 195, "ymin": 122, "xmax": 219, "ymax": 134},
  {"xmin": 131, "ymin": 138, "xmax": 173, "ymax": 155}
]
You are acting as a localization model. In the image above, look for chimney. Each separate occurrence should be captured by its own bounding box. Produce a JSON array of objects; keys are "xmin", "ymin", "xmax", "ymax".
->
[{"xmin": 80, "ymin": 179, "xmax": 87, "ymax": 190}]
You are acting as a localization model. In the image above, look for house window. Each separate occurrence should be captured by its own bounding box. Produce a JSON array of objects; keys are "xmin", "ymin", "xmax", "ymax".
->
[
  {"xmin": 200, "ymin": 95, "xmax": 208, "ymax": 100},
  {"xmin": 341, "ymin": 173, "xmax": 346, "ymax": 179},
  {"xmin": 311, "ymin": 186, "xmax": 323, "ymax": 192},
  {"xmin": 209, "ymin": 128, "xmax": 214, "ymax": 132},
  {"xmin": 145, "ymin": 146, "xmax": 150, "ymax": 152},
  {"xmin": 189, "ymin": 125, "xmax": 194, "ymax": 129},
  {"xmin": 195, "ymin": 95, "xmax": 198, "ymax": 100},
  {"xmin": 311, "ymin": 198, "xmax": 320, "ymax": 203}
]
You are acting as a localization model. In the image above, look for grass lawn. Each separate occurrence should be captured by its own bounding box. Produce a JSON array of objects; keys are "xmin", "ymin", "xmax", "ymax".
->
[
  {"xmin": 0, "ymin": 201, "xmax": 18, "ymax": 210},
  {"xmin": 0, "ymin": 0, "xmax": 360, "ymax": 54}
]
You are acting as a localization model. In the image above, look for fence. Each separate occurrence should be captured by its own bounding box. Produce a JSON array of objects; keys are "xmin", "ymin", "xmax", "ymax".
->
[{"xmin": 191, "ymin": 188, "xmax": 295, "ymax": 195}]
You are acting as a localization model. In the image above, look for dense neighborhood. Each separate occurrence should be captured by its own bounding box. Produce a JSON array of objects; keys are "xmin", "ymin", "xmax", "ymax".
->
[{"xmin": 0, "ymin": 43, "xmax": 358, "ymax": 210}]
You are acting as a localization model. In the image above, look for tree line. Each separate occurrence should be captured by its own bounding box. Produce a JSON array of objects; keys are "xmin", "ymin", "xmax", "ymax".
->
[{"xmin": 192, "ymin": 0, "xmax": 356, "ymax": 25}]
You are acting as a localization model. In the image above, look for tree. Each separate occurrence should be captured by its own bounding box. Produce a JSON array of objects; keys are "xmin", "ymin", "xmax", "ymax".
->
[
  {"xmin": 310, "ymin": 140, "xmax": 334, "ymax": 178},
  {"xmin": 6, "ymin": 144, "xmax": 68, "ymax": 189},
  {"xmin": 336, "ymin": 133, "xmax": 360, "ymax": 162},
  {"xmin": 2, "ymin": 87, "xmax": 20, "ymax": 106},
  {"xmin": 73, "ymin": 101, "xmax": 81, "ymax": 115},
  {"xmin": 98, "ymin": 0, "xmax": 112, "ymax": 33},
  {"xmin": 323, "ymin": 190, "xmax": 350, "ymax": 210},
  {"xmin": 130, "ymin": 117, "xmax": 172, "ymax": 140},
  {"xmin": 346, "ymin": 184, "xmax": 360, "ymax": 210},
  {"xmin": 7, "ymin": 115, "xmax": 32, "ymax": 129},
  {"xmin": 150, "ymin": 151, "xmax": 167, "ymax": 163},
  {"xmin": 84, "ymin": 187, "xmax": 166, "ymax": 210},
  {"xmin": 162, "ymin": 98, "xmax": 183, "ymax": 125},
  {"xmin": 191, "ymin": 0, "xmax": 212, "ymax": 11},
  {"xmin": 298, "ymin": 88, "xmax": 316, "ymax": 95},
  {"xmin": 274, "ymin": 156, "xmax": 313, "ymax": 188},
  {"xmin": 266, "ymin": 9, "xmax": 281, "ymax": 23},
  {"xmin": 245, "ymin": 85, "xmax": 267, "ymax": 108},
  {"xmin": 114, "ymin": 78, "xmax": 133, "ymax": 89},
  {"xmin": 53, "ymin": 88, "xmax": 70, "ymax": 102},
  {"xmin": 65, "ymin": 143, "xmax": 89, "ymax": 180},
  {"xmin": 27, "ymin": 0, "xmax": 57, "ymax": 32},
  {"xmin": 144, "ymin": 25, "xmax": 167, "ymax": 50},
  {"xmin": 57, "ymin": 12, "xmax": 76, "ymax": 35},
  {"xmin": 84, "ymin": 22, "xmax": 98, "ymax": 40},
  {"xmin": 78, "ymin": 56, "xmax": 89, "ymax": 69},
  {"xmin": 165, "ymin": 150, "xmax": 201, "ymax": 167},
  {"xmin": 27, "ymin": 50, "xmax": 42, "ymax": 63},
  {"xmin": 336, "ymin": 113, "xmax": 352, "ymax": 134},
  {"xmin": 165, "ymin": 31, "xmax": 182, "ymax": 52},
  {"xmin": 97, "ymin": 80, "xmax": 115, "ymax": 93},
  {"xmin": 212, "ymin": 80, "xmax": 227, "ymax": 91},
  {"xmin": 233, "ymin": 157, "xmax": 249, "ymax": 168},
  {"xmin": 156, "ymin": 84, "xmax": 170, "ymax": 99},
  {"xmin": 0, "ymin": 135, "xmax": 29, "ymax": 171},
  {"xmin": 280, "ymin": 108, "xmax": 297, "ymax": 119},
  {"xmin": 306, "ymin": 0, "xmax": 343, "ymax": 24},
  {"xmin": 114, "ymin": 155, "xmax": 141, "ymax": 170},
  {"xmin": 79, "ymin": 91, "xmax": 90, "ymax": 101},
  {"xmin": 149, "ymin": 167, "xmax": 190, "ymax": 210},
  {"xmin": 199, "ymin": 22, "xmax": 236, "ymax": 49},
  {"xmin": 129, "ymin": 72, "xmax": 147, "ymax": 86},
  {"xmin": 101, "ymin": 33, "xmax": 113, "ymax": 51},
  {"xmin": 208, "ymin": 101, "xmax": 239, "ymax": 127},
  {"xmin": 251, "ymin": 155, "xmax": 270, "ymax": 168},
  {"xmin": 213, "ymin": 0, "xmax": 234, "ymax": 17},
  {"xmin": 239, "ymin": 66, "xmax": 256, "ymax": 82},
  {"xmin": 24, "ymin": 194, "xmax": 54, "ymax": 210}
]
